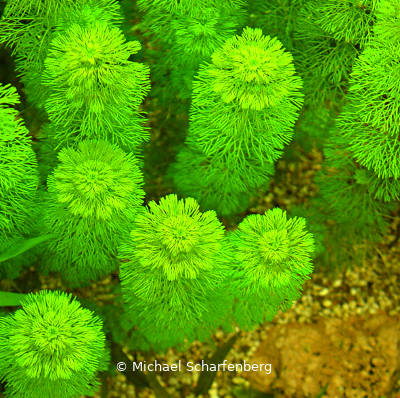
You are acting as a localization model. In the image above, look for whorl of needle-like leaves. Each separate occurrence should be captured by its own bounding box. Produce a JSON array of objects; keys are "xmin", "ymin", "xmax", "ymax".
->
[
  {"xmin": 0, "ymin": 0, "xmax": 122, "ymax": 52},
  {"xmin": 42, "ymin": 19, "xmax": 150, "ymax": 151},
  {"xmin": 120, "ymin": 194, "xmax": 225, "ymax": 282},
  {"xmin": 42, "ymin": 140, "xmax": 145, "ymax": 287},
  {"xmin": 169, "ymin": 6, "xmax": 243, "ymax": 60},
  {"xmin": 228, "ymin": 208, "xmax": 314, "ymax": 328},
  {"xmin": 208, "ymin": 27, "xmax": 302, "ymax": 110},
  {"xmin": 311, "ymin": 0, "xmax": 379, "ymax": 47},
  {"xmin": 171, "ymin": 28, "xmax": 302, "ymax": 216},
  {"xmin": 0, "ymin": 290, "xmax": 107, "ymax": 398},
  {"xmin": 119, "ymin": 194, "xmax": 230, "ymax": 351},
  {"xmin": 374, "ymin": 0, "xmax": 400, "ymax": 42},
  {"xmin": 50, "ymin": 141, "xmax": 144, "ymax": 220},
  {"xmin": 187, "ymin": 27, "xmax": 303, "ymax": 166},
  {"xmin": 0, "ymin": 84, "xmax": 38, "ymax": 236},
  {"xmin": 0, "ymin": 0, "xmax": 123, "ymax": 109}
]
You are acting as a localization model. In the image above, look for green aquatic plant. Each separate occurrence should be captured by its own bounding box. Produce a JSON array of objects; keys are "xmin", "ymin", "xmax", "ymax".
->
[
  {"xmin": 41, "ymin": 15, "xmax": 150, "ymax": 151},
  {"xmin": 0, "ymin": 290, "xmax": 107, "ymax": 398},
  {"xmin": 0, "ymin": 84, "xmax": 39, "ymax": 280},
  {"xmin": 0, "ymin": 84, "xmax": 38, "ymax": 235},
  {"xmin": 137, "ymin": 0, "xmax": 246, "ymax": 100},
  {"xmin": 228, "ymin": 208, "xmax": 314, "ymax": 329},
  {"xmin": 1, "ymin": 1, "xmax": 397, "ymax": 396},
  {"xmin": 171, "ymin": 27, "xmax": 303, "ymax": 216},
  {"xmin": 333, "ymin": 3, "xmax": 400, "ymax": 201},
  {"xmin": 119, "ymin": 194, "xmax": 230, "ymax": 351},
  {"xmin": 41, "ymin": 140, "xmax": 145, "ymax": 287},
  {"xmin": 297, "ymin": 0, "xmax": 400, "ymax": 269},
  {"xmin": 0, "ymin": 0, "xmax": 123, "ymax": 109},
  {"xmin": 119, "ymin": 196, "xmax": 315, "ymax": 352},
  {"xmin": 293, "ymin": 0, "xmax": 378, "ymax": 107},
  {"xmin": 316, "ymin": 135, "xmax": 393, "ymax": 243}
]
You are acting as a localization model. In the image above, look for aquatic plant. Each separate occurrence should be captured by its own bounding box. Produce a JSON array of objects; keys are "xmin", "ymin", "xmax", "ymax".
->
[
  {"xmin": 293, "ymin": 0, "xmax": 378, "ymax": 107},
  {"xmin": 227, "ymin": 208, "xmax": 314, "ymax": 329},
  {"xmin": 171, "ymin": 27, "xmax": 303, "ymax": 216},
  {"xmin": 119, "ymin": 194, "xmax": 230, "ymax": 351},
  {"xmin": 0, "ymin": 290, "xmax": 107, "ymax": 398},
  {"xmin": 41, "ymin": 15, "xmax": 150, "ymax": 151},
  {"xmin": 0, "ymin": 83, "xmax": 39, "ymax": 279},
  {"xmin": 0, "ymin": 0, "xmax": 397, "ymax": 396},
  {"xmin": 137, "ymin": 0, "xmax": 246, "ymax": 100},
  {"xmin": 41, "ymin": 140, "xmax": 145, "ymax": 287}
]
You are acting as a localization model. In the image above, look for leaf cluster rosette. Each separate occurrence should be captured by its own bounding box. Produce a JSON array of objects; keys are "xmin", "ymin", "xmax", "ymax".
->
[
  {"xmin": 41, "ymin": 140, "xmax": 145, "ymax": 287},
  {"xmin": 0, "ymin": 0, "xmax": 123, "ymax": 109},
  {"xmin": 189, "ymin": 27, "xmax": 303, "ymax": 163},
  {"xmin": 119, "ymin": 194, "xmax": 230, "ymax": 351},
  {"xmin": 172, "ymin": 27, "xmax": 303, "ymax": 216},
  {"xmin": 41, "ymin": 15, "xmax": 150, "ymax": 151},
  {"xmin": 0, "ymin": 84, "xmax": 39, "ymax": 279},
  {"xmin": 227, "ymin": 208, "xmax": 314, "ymax": 329},
  {"xmin": 293, "ymin": 0, "xmax": 378, "ymax": 107},
  {"xmin": 0, "ymin": 290, "xmax": 107, "ymax": 398}
]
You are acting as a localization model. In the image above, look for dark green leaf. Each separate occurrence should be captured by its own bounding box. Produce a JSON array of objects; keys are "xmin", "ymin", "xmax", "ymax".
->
[
  {"xmin": 0, "ymin": 291, "xmax": 27, "ymax": 307},
  {"xmin": 0, "ymin": 234, "xmax": 55, "ymax": 263}
]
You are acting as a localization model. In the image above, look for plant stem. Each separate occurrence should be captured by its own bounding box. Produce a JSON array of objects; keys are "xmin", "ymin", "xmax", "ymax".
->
[{"xmin": 194, "ymin": 331, "xmax": 241, "ymax": 396}]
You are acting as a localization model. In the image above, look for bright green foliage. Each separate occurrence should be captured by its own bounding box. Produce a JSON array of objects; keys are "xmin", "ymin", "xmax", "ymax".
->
[
  {"xmin": 0, "ymin": 0, "xmax": 123, "ymax": 109},
  {"xmin": 41, "ymin": 17, "xmax": 150, "ymax": 151},
  {"xmin": 137, "ymin": 0, "xmax": 246, "ymax": 100},
  {"xmin": 0, "ymin": 290, "xmax": 107, "ymax": 398},
  {"xmin": 301, "ymin": 1, "xmax": 400, "ymax": 268},
  {"xmin": 171, "ymin": 27, "xmax": 303, "ymax": 216},
  {"xmin": 138, "ymin": 0, "xmax": 245, "ymax": 14},
  {"xmin": 0, "ymin": 84, "xmax": 38, "ymax": 235},
  {"xmin": 119, "ymin": 194, "xmax": 229, "ymax": 351},
  {"xmin": 227, "ymin": 208, "xmax": 314, "ymax": 329},
  {"xmin": 0, "ymin": 84, "xmax": 39, "ymax": 280},
  {"xmin": 188, "ymin": 27, "xmax": 303, "ymax": 163},
  {"xmin": 332, "ymin": 7, "xmax": 400, "ymax": 200},
  {"xmin": 293, "ymin": 0, "xmax": 378, "ymax": 107},
  {"xmin": 41, "ymin": 140, "xmax": 145, "ymax": 287},
  {"xmin": 1, "ymin": 0, "xmax": 396, "ymax": 391},
  {"xmin": 374, "ymin": 0, "xmax": 400, "ymax": 42}
]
